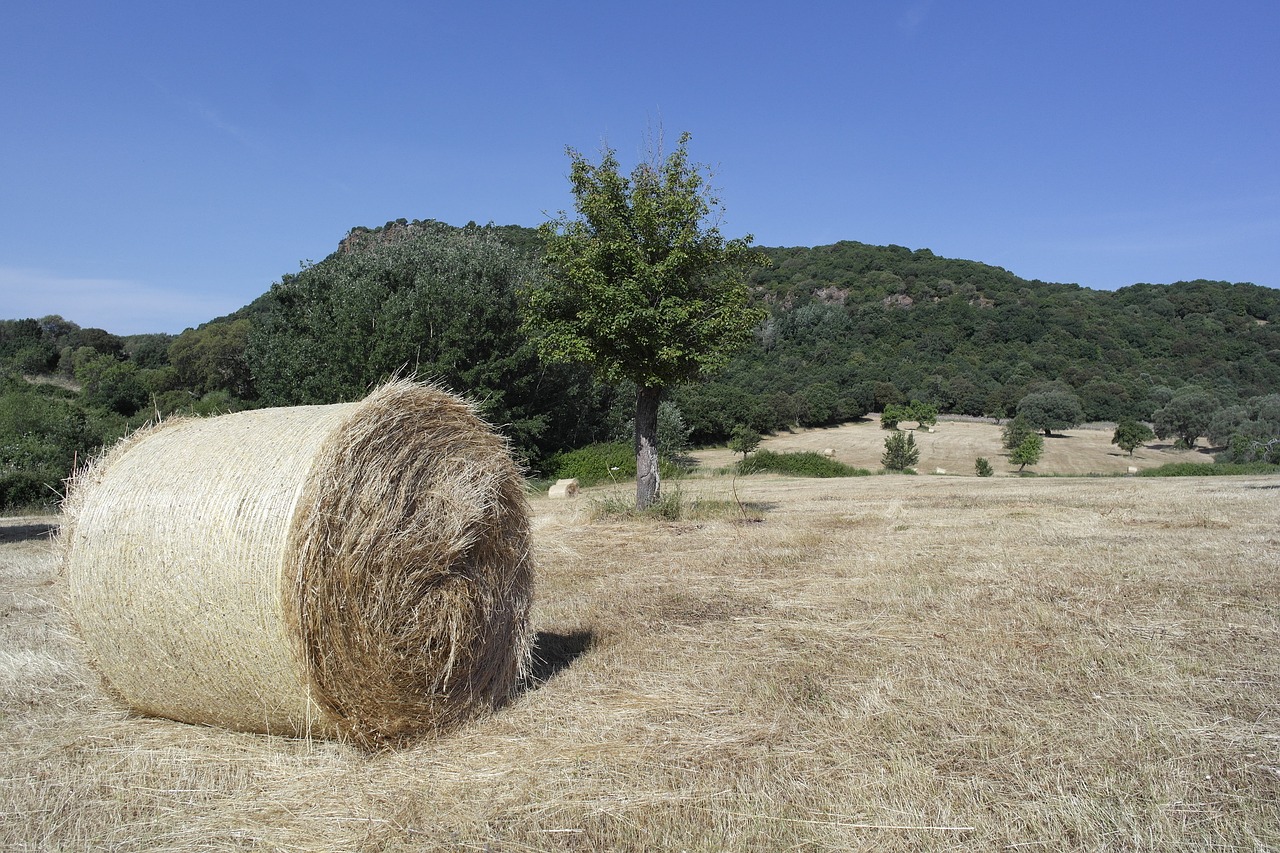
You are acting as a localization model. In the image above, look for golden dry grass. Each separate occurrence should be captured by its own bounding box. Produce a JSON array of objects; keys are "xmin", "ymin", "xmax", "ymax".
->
[
  {"xmin": 3, "ymin": 471, "xmax": 1278, "ymax": 851},
  {"xmin": 693, "ymin": 416, "xmax": 1216, "ymax": 476}
]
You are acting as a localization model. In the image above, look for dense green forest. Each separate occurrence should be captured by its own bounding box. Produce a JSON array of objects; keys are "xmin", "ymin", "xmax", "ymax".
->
[{"xmin": 3, "ymin": 219, "xmax": 1278, "ymax": 509}]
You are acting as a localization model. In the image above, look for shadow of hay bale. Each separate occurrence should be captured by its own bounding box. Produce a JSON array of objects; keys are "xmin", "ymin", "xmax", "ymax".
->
[
  {"xmin": 521, "ymin": 630, "xmax": 594, "ymax": 689},
  {"xmin": 0, "ymin": 522, "xmax": 59, "ymax": 543}
]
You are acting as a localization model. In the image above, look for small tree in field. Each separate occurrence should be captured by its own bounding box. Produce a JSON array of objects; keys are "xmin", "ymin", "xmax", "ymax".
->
[
  {"xmin": 727, "ymin": 424, "xmax": 762, "ymax": 459},
  {"xmin": 1112, "ymin": 419, "xmax": 1155, "ymax": 456},
  {"xmin": 1001, "ymin": 413, "xmax": 1034, "ymax": 451},
  {"xmin": 1010, "ymin": 433, "xmax": 1044, "ymax": 472},
  {"xmin": 882, "ymin": 430, "xmax": 920, "ymax": 471},
  {"xmin": 523, "ymin": 132, "xmax": 766, "ymax": 509},
  {"xmin": 1017, "ymin": 389, "xmax": 1085, "ymax": 436},
  {"xmin": 974, "ymin": 457, "xmax": 994, "ymax": 477}
]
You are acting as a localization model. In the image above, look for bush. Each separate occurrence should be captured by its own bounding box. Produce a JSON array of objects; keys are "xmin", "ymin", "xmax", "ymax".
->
[
  {"xmin": 975, "ymin": 457, "xmax": 994, "ymax": 477},
  {"xmin": 881, "ymin": 430, "xmax": 920, "ymax": 471},
  {"xmin": 550, "ymin": 442, "xmax": 684, "ymax": 488},
  {"xmin": 738, "ymin": 450, "xmax": 868, "ymax": 478},
  {"xmin": 1137, "ymin": 461, "xmax": 1280, "ymax": 477}
]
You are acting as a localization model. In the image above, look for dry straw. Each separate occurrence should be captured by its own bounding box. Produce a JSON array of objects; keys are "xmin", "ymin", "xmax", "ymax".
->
[{"xmin": 61, "ymin": 380, "xmax": 533, "ymax": 747}]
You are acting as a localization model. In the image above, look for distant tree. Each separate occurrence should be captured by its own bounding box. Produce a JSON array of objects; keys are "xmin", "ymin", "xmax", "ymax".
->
[
  {"xmin": 1016, "ymin": 389, "xmax": 1085, "ymax": 436},
  {"xmin": 1009, "ymin": 433, "xmax": 1044, "ymax": 472},
  {"xmin": 797, "ymin": 381, "xmax": 841, "ymax": 427},
  {"xmin": 66, "ymin": 327, "xmax": 126, "ymax": 359},
  {"xmin": 1001, "ymin": 413, "xmax": 1035, "ymax": 451},
  {"xmin": 880, "ymin": 403, "xmax": 908, "ymax": 430},
  {"xmin": 881, "ymin": 430, "xmax": 919, "ymax": 471},
  {"xmin": 1153, "ymin": 390, "xmax": 1217, "ymax": 448},
  {"xmin": 75, "ymin": 354, "xmax": 148, "ymax": 416},
  {"xmin": 727, "ymin": 424, "xmax": 762, "ymax": 458},
  {"xmin": 974, "ymin": 457, "xmax": 994, "ymax": 477},
  {"xmin": 169, "ymin": 319, "xmax": 254, "ymax": 399},
  {"xmin": 1111, "ymin": 419, "xmax": 1155, "ymax": 456},
  {"xmin": 522, "ymin": 131, "xmax": 766, "ymax": 508}
]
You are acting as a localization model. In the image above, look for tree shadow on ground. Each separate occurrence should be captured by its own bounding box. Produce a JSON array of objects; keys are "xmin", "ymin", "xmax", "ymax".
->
[
  {"xmin": 0, "ymin": 523, "xmax": 59, "ymax": 544},
  {"xmin": 520, "ymin": 629, "xmax": 595, "ymax": 692}
]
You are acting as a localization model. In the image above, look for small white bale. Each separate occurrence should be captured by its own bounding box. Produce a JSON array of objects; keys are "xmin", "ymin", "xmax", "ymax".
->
[
  {"xmin": 1127, "ymin": 466, "xmax": 1138, "ymax": 474},
  {"xmin": 934, "ymin": 467, "xmax": 946, "ymax": 475},
  {"xmin": 927, "ymin": 426, "xmax": 935, "ymax": 433},
  {"xmin": 548, "ymin": 478, "xmax": 580, "ymax": 499},
  {"xmin": 822, "ymin": 448, "xmax": 834, "ymax": 457}
]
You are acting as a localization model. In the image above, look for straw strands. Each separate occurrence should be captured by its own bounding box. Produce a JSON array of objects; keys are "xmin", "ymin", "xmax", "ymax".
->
[{"xmin": 61, "ymin": 380, "xmax": 533, "ymax": 746}]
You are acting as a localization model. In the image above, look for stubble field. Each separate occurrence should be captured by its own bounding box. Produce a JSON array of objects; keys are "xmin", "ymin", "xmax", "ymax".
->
[{"xmin": 1, "ymin": 448, "xmax": 1277, "ymax": 850}]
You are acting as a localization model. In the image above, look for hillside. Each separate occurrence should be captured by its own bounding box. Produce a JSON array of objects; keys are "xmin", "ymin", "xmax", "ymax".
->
[{"xmin": 2, "ymin": 220, "xmax": 1278, "ymax": 508}]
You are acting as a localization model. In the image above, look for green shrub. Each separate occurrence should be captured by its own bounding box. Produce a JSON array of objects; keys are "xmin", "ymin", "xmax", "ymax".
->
[
  {"xmin": 738, "ymin": 450, "xmax": 869, "ymax": 478},
  {"xmin": 975, "ymin": 457, "xmax": 994, "ymax": 477},
  {"xmin": 550, "ymin": 441, "xmax": 684, "ymax": 488},
  {"xmin": 1137, "ymin": 462, "xmax": 1280, "ymax": 477}
]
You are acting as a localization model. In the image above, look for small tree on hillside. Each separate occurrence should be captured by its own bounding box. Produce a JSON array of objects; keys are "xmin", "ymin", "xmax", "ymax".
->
[
  {"xmin": 1111, "ymin": 419, "xmax": 1155, "ymax": 456},
  {"xmin": 882, "ymin": 430, "xmax": 920, "ymax": 471},
  {"xmin": 522, "ymin": 132, "xmax": 766, "ymax": 509},
  {"xmin": 1010, "ymin": 433, "xmax": 1044, "ymax": 472}
]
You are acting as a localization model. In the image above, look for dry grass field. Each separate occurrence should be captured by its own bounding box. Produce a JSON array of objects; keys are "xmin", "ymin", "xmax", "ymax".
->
[
  {"xmin": 2, "ymin": 459, "xmax": 1277, "ymax": 849},
  {"xmin": 692, "ymin": 416, "xmax": 1218, "ymax": 476}
]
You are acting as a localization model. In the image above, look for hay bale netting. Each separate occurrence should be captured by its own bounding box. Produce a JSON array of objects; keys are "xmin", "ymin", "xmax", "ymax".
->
[{"xmin": 62, "ymin": 381, "xmax": 533, "ymax": 746}]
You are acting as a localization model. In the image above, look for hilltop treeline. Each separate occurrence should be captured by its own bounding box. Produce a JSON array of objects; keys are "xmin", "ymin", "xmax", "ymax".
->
[{"xmin": 3, "ymin": 220, "xmax": 1278, "ymax": 508}]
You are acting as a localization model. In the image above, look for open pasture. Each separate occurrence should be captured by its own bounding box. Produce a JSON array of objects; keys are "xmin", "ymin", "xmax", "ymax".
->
[
  {"xmin": 2, "ymin": 472, "xmax": 1277, "ymax": 851},
  {"xmin": 691, "ymin": 416, "xmax": 1217, "ymax": 476}
]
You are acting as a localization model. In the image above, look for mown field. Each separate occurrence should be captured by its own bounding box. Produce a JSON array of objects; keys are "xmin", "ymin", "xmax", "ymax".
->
[
  {"xmin": 691, "ymin": 416, "xmax": 1217, "ymax": 476},
  {"xmin": 2, "ymin": 457, "xmax": 1277, "ymax": 850}
]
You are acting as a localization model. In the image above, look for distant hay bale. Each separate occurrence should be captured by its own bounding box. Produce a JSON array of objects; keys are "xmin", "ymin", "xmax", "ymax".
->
[
  {"xmin": 1128, "ymin": 466, "xmax": 1139, "ymax": 474},
  {"xmin": 61, "ymin": 380, "xmax": 533, "ymax": 746},
  {"xmin": 934, "ymin": 467, "xmax": 946, "ymax": 475},
  {"xmin": 548, "ymin": 478, "xmax": 579, "ymax": 499},
  {"xmin": 822, "ymin": 448, "xmax": 834, "ymax": 458}
]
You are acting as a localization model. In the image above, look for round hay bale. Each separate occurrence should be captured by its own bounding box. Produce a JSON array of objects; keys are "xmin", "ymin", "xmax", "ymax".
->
[
  {"xmin": 62, "ymin": 380, "xmax": 532, "ymax": 746},
  {"xmin": 547, "ymin": 478, "xmax": 579, "ymax": 499}
]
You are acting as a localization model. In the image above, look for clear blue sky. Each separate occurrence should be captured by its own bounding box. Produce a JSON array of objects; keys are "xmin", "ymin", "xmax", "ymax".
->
[{"xmin": 3, "ymin": 1, "xmax": 1277, "ymax": 334}]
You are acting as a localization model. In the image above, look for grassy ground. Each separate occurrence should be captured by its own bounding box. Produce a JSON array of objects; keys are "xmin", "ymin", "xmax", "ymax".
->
[
  {"xmin": 691, "ymin": 417, "xmax": 1217, "ymax": 476},
  {"xmin": 2, "ymin": 471, "xmax": 1277, "ymax": 851}
]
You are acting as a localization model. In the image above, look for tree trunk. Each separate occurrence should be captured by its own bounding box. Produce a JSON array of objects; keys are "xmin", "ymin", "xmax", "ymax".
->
[{"xmin": 634, "ymin": 385, "xmax": 661, "ymax": 509}]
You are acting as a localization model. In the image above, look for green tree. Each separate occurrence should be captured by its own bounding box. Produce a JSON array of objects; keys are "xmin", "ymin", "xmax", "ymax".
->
[
  {"xmin": 523, "ymin": 132, "xmax": 766, "ymax": 508},
  {"xmin": 248, "ymin": 221, "xmax": 611, "ymax": 468},
  {"xmin": 1016, "ymin": 389, "xmax": 1085, "ymax": 436},
  {"xmin": 1001, "ymin": 413, "xmax": 1035, "ymax": 451},
  {"xmin": 880, "ymin": 402, "xmax": 908, "ymax": 430},
  {"xmin": 974, "ymin": 457, "xmax": 994, "ymax": 477},
  {"xmin": 727, "ymin": 424, "xmax": 762, "ymax": 458},
  {"xmin": 1111, "ymin": 419, "xmax": 1155, "ymax": 456},
  {"xmin": 1153, "ymin": 390, "xmax": 1217, "ymax": 448},
  {"xmin": 1010, "ymin": 433, "xmax": 1044, "ymax": 472},
  {"xmin": 881, "ymin": 430, "xmax": 919, "ymax": 471},
  {"xmin": 169, "ymin": 319, "xmax": 255, "ymax": 399}
]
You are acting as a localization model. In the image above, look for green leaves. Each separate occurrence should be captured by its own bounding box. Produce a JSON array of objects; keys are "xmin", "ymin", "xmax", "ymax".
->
[{"xmin": 524, "ymin": 133, "xmax": 766, "ymax": 390}]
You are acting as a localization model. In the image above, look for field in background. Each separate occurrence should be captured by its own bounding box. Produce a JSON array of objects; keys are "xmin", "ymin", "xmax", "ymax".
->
[
  {"xmin": 2, "ymin": 472, "xmax": 1277, "ymax": 851},
  {"xmin": 691, "ymin": 416, "xmax": 1216, "ymax": 476}
]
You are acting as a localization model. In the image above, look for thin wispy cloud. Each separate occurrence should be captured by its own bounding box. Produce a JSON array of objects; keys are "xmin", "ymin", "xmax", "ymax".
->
[
  {"xmin": 0, "ymin": 267, "xmax": 241, "ymax": 335},
  {"xmin": 147, "ymin": 77, "xmax": 258, "ymax": 150}
]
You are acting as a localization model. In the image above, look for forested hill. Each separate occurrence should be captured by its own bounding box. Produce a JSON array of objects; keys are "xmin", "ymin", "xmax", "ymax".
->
[{"xmin": 690, "ymin": 239, "xmax": 1280, "ymax": 436}]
